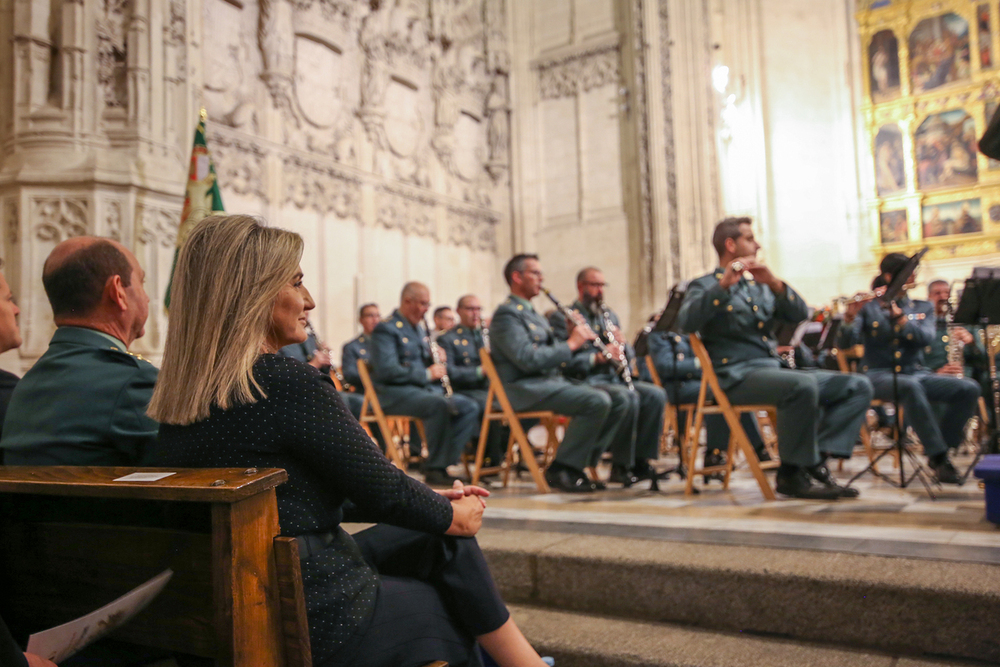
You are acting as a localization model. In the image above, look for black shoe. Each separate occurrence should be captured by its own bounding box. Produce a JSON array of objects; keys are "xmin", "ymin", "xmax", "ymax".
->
[
  {"xmin": 806, "ymin": 463, "xmax": 860, "ymax": 498},
  {"xmin": 775, "ymin": 466, "xmax": 843, "ymax": 500},
  {"xmin": 423, "ymin": 469, "xmax": 459, "ymax": 487},
  {"xmin": 930, "ymin": 456, "xmax": 961, "ymax": 485},
  {"xmin": 545, "ymin": 467, "xmax": 596, "ymax": 493},
  {"xmin": 609, "ymin": 465, "xmax": 640, "ymax": 488},
  {"xmin": 634, "ymin": 459, "xmax": 671, "ymax": 482},
  {"xmin": 702, "ymin": 449, "xmax": 726, "ymax": 483},
  {"xmin": 755, "ymin": 448, "xmax": 772, "ymax": 463}
]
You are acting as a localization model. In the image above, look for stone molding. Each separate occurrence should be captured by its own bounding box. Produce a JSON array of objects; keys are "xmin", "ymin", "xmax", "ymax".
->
[
  {"xmin": 282, "ymin": 154, "xmax": 362, "ymax": 219},
  {"xmin": 375, "ymin": 185, "xmax": 438, "ymax": 238},
  {"xmin": 535, "ymin": 42, "xmax": 622, "ymax": 100}
]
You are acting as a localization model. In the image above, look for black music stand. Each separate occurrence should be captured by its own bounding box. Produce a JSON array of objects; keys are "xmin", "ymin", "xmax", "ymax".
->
[
  {"xmin": 847, "ymin": 248, "xmax": 938, "ymax": 497},
  {"xmin": 634, "ymin": 283, "xmax": 688, "ymax": 491},
  {"xmin": 953, "ymin": 268, "xmax": 1000, "ymax": 478}
]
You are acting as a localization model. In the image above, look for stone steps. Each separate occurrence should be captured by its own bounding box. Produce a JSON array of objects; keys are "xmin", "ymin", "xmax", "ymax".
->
[
  {"xmin": 508, "ymin": 604, "xmax": 986, "ymax": 667},
  {"xmin": 478, "ymin": 528, "xmax": 1000, "ymax": 664}
]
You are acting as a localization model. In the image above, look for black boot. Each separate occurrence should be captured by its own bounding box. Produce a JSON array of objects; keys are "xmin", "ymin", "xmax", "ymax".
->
[
  {"xmin": 702, "ymin": 448, "xmax": 726, "ymax": 483},
  {"xmin": 929, "ymin": 452, "xmax": 961, "ymax": 485}
]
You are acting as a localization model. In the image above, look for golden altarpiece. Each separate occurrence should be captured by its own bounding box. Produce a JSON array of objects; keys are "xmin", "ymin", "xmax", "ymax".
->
[{"xmin": 859, "ymin": 0, "xmax": 1000, "ymax": 262}]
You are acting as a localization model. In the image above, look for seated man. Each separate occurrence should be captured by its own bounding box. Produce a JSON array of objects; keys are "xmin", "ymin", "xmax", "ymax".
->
[
  {"xmin": 433, "ymin": 305, "xmax": 456, "ymax": 337},
  {"xmin": 279, "ymin": 322, "xmax": 363, "ymax": 419},
  {"xmin": 840, "ymin": 255, "xmax": 981, "ymax": 484},
  {"xmin": 341, "ymin": 302, "xmax": 380, "ymax": 390},
  {"xmin": 645, "ymin": 329, "xmax": 768, "ymax": 476},
  {"xmin": 438, "ymin": 294, "xmax": 504, "ymax": 468},
  {"xmin": 371, "ymin": 282, "xmax": 479, "ymax": 486},
  {"xmin": 489, "ymin": 254, "xmax": 617, "ymax": 493},
  {"xmin": 678, "ymin": 217, "xmax": 872, "ymax": 499},
  {"xmin": 547, "ymin": 267, "xmax": 667, "ymax": 486},
  {"xmin": 1, "ymin": 237, "xmax": 158, "ymax": 465}
]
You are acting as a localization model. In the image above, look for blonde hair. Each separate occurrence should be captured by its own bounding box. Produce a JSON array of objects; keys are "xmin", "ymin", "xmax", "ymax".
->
[{"xmin": 148, "ymin": 215, "xmax": 303, "ymax": 425}]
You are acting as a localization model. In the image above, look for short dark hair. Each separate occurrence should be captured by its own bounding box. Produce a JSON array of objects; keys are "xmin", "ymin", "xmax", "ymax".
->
[
  {"xmin": 358, "ymin": 303, "xmax": 378, "ymax": 318},
  {"xmin": 576, "ymin": 266, "xmax": 600, "ymax": 285},
  {"xmin": 456, "ymin": 294, "xmax": 476, "ymax": 309},
  {"xmin": 503, "ymin": 253, "xmax": 539, "ymax": 286},
  {"xmin": 433, "ymin": 306, "xmax": 452, "ymax": 318},
  {"xmin": 43, "ymin": 241, "xmax": 132, "ymax": 318},
  {"xmin": 712, "ymin": 217, "xmax": 752, "ymax": 258}
]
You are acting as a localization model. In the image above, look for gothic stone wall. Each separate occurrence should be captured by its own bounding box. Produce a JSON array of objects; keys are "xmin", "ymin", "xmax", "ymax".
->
[{"xmin": 0, "ymin": 0, "xmax": 512, "ymax": 371}]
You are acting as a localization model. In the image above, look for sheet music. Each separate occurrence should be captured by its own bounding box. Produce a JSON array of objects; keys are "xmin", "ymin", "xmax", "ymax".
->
[{"xmin": 25, "ymin": 569, "xmax": 173, "ymax": 663}]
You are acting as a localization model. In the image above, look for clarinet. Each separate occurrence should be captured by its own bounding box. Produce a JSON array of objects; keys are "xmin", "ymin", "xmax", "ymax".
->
[
  {"xmin": 481, "ymin": 323, "xmax": 491, "ymax": 353},
  {"xmin": 944, "ymin": 298, "xmax": 966, "ymax": 377},
  {"xmin": 423, "ymin": 317, "xmax": 454, "ymax": 398},
  {"xmin": 541, "ymin": 287, "xmax": 632, "ymax": 383},
  {"xmin": 596, "ymin": 297, "xmax": 636, "ymax": 391},
  {"xmin": 303, "ymin": 320, "xmax": 340, "ymax": 379}
]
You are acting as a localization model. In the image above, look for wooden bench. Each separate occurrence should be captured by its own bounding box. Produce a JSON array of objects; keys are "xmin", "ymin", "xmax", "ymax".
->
[{"xmin": 0, "ymin": 466, "xmax": 448, "ymax": 667}]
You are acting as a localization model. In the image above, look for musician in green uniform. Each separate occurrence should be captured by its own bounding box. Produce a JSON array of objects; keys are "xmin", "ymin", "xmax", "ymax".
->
[
  {"xmin": 370, "ymin": 282, "xmax": 479, "ymax": 486},
  {"xmin": 1, "ymin": 237, "xmax": 158, "ymax": 465},
  {"xmin": 341, "ymin": 303, "xmax": 380, "ymax": 390},
  {"xmin": 678, "ymin": 218, "xmax": 872, "ymax": 499},
  {"xmin": 438, "ymin": 294, "xmax": 504, "ymax": 467},
  {"xmin": 925, "ymin": 279, "xmax": 987, "ymax": 381},
  {"xmin": 547, "ymin": 267, "xmax": 667, "ymax": 486},
  {"xmin": 489, "ymin": 254, "xmax": 620, "ymax": 493}
]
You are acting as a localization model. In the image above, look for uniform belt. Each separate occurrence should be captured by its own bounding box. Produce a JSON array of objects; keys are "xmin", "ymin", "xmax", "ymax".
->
[{"xmin": 295, "ymin": 531, "xmax": 335, "ymax": 560}]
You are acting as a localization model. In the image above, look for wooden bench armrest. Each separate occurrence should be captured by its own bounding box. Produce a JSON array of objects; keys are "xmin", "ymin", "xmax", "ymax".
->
[{"xmin": 0, "ymin": 466, "xmax": 287, "ymax": 503}]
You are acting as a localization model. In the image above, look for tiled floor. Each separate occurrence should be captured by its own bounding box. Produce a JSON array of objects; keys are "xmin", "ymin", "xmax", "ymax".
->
[{"xmin": 472, "ymin": 451, "xmax": 1000, "ymax": 564}]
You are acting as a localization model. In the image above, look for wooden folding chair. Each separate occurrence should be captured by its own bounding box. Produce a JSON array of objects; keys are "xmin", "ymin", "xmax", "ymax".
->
[
  {"xmin": 832, "ymin": 344, "xmax": 884, "ymax": 471},
  {"xmin": 472, "ymin": 348, "xmax": 561, "ymax": 493},
  {"xmin": 644, "ymin": 356, "xmax": 686, "ymax": 458},
  {"xmin": 356, "ymin": 360, "xmax": 427, "ymax": 470},
  {"xmin": 683, "ymin": 334, "xmax": 778, "ymax": 499}
]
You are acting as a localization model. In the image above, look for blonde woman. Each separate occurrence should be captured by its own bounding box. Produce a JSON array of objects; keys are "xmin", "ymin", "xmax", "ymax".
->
[{"xmin": 148, "ymin": 215, "xmax": 548, "ymax": 667}]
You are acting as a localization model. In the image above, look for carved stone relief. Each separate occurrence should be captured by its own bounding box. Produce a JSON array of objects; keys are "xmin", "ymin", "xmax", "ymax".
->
[
  {"xmin": 105, "ymin": 199, "xmax": 123, "ymax": 241},
  {"xmin": 137, "ymin": 205, "xmax": 178, "ymax": 248},
  {"xmin": 375, "ymin": 187, "xmax": 437, "ymax": 237},
  {"xmin": 536, "ymin": 44, "xmax": 622, "ymax": 100},
  {"xmin": 283, "ymin": 155, "xmax": 362, "ymax": 219},
  {"xmin": 447, "ymin": 206, "xmax": 497, "ymax": 252},
  {"xmin": 33, "ymin": 198, "xmax": 89, "ymax": 242},
  {"xmin": 204, "ymin": 0, "xmax": 258, "ymax": 130},
  {"xmin": 210, "ymin": 133, "xmax": 269, "ymax": 202},
  {"xmin": 96, "ymin": 0, "xmax": 129, "ymax": 108}
]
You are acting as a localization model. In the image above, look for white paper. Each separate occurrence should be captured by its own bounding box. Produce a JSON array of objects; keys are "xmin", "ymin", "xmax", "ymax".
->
[
  {"xmin": 26, "ymin": 569, "xmax": 174, "ymax": 663},
  {"xmin": 112, "ymin": 472, "xmax": 176, "ymax": 482}
]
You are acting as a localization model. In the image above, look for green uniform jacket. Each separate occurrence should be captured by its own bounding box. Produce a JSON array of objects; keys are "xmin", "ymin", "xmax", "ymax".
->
[
  {"xmin": 489, "ymin": 295, "xmax": 579, "ymax": 403},
  {"xmin": 0, "ymin": 326, "xmax": 159, "ymax": 465},
  {"xmin": 547, "ymin": 299, "xmax": 632, "ymax": 384},
  {"xmin": 677, "ymin": 269, "xmax": 808, "ymax": 389},
  {"xmin": 437, "ymin": 325, "xmax": 488, "ymax": 391},
  {"xmin": 923, "ymin": 317, "xmax": 984, "ymax": 377}
]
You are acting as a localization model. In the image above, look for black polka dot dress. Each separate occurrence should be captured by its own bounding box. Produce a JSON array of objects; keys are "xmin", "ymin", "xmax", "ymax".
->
[{"xmin": 155, "ymin": 355, "xmax": 453, "ymax": 664}]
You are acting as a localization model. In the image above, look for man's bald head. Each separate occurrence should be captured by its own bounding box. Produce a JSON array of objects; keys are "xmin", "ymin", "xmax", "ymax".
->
[
  {"xmin": 43, "ymin": 237, "xmax": 134, "ymax": 318},
  {"xmin": 400, "ymin": 281, "xmax": 429, "ymax": 302},
  {"xmin": 399, "ymin": 281, "xmax": 431, "ymax": 325}
]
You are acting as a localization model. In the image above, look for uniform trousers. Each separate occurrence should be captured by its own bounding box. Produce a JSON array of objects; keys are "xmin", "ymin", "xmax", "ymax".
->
[
  {"xmin": 457, "ymin": 388, "xmax": 506, "ymax": 467},
  {"xmin": 865, "ymin": 370, "xmax": 981, "ymax": 456},
  {"xmin": 378, "ymin": 389, "xmax": 480, "ymax": 470},
  {"xmin": 724, "ymin": 368, "xmax": 873, "ymax": 467},
  {"xmin": 506, "ymin": 381, "xmax": 612, "ymax": 471},
  {"xmin": 589, "ymin": 380, "xmax": 666, "ymax": 466},
  {"xmin": 340, "ymin": 391, "xmax": 364, "ymax": 421},
  {"xmin": 329, "ymin": 526, "xmax": 509, "ymax": 667},
  {"xmin": 664, "ymin": 380, "xmax": 765, "ymax": 454}
]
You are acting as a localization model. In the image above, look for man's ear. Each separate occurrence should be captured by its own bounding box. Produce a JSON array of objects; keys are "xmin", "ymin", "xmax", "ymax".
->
[
  {"xmin": 725, "ymin": 237, "xmax": 736, "ymax": 255},
  {"xmin": 106, "ymin": 274, "xmax": 128, "ymax": 311}
]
